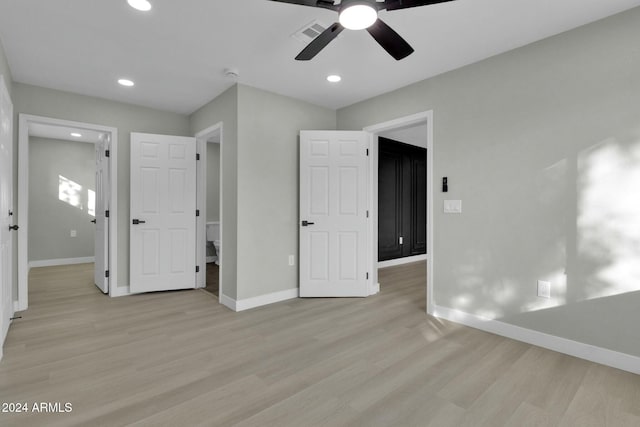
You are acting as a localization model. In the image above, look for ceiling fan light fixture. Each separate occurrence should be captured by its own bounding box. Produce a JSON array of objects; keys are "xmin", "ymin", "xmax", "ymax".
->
[
  {"xmin": 339, "ymin": 2, "xmax": 378, "ymax": 31},
  {"xmin": 127, "ymin": 0, "xmax": 152, "ymax": 12}
]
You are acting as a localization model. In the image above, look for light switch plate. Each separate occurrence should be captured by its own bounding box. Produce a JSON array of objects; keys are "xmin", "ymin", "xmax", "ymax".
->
[{"xmin": 444, "ymin": 200, "xmax": 462, "ymax": 214}]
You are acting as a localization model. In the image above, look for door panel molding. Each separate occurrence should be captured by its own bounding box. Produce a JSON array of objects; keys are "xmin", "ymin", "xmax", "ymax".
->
[
  {"xmin": 130, "ymin": 132, "xmax": 196, "ymax": 293},
  {"xmin": 300, "ymin": 130, "xmax": 369, "ymax": 297}
]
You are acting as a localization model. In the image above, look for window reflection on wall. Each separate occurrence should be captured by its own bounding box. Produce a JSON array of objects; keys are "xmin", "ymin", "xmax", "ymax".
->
[{"xmin": 58, "ymin": 174, "xmax": 95, "ymax": 216}]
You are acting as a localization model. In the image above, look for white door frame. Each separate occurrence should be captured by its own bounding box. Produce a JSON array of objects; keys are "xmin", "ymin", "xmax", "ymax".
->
[
  {"xmin": 17, "ymin": 114, "xmax": 119, "ymax": 310},
  {"xmin": 195, "ymin": 122, "xmax": 224, "ymax": 300},
  {"xmin": 363, "ymin": 111, "xmax": 434, "ymax": 315}
]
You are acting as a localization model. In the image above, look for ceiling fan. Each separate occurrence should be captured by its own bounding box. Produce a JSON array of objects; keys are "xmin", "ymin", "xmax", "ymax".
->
[{"xmin": 269, "ymin": 0, "xmax": 456, "ymax": 61}]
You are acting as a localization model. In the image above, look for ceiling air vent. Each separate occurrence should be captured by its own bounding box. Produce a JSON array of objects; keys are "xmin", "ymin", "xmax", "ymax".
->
[{"xmin": 291, "ymin": 20, "xmax": 328, "ymax": 44}]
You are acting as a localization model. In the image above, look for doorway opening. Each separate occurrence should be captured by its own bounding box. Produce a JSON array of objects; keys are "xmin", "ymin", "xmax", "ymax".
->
[
  {"xmin": 17, "ymin": 115, "xmax": 118, "ymax": 311},
  {"xmin": 364, "ymin": 111, "xmax": 434, "ymax": 314},
  {"xmin": 195, "ymin": 123, "xmax": 223, "ymax": 300}
]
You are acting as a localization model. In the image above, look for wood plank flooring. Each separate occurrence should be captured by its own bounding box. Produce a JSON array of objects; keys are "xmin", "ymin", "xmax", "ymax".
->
[{"xmin": 0, "ymin": 262, "xmax": 638, "ymax": 426}]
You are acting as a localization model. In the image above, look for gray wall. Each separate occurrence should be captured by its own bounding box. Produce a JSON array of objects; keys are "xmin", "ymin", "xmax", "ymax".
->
[
  {"xmin": 206, "ymin": 142, "xmax": 220, "ymax": 222},
  {"xmin": 236, "ymin": 84, "xmax": 336, "ymax": 300},
  {"xmin": 14, "ymin": 83, "xmax": 190, "ymax": 288},
  {"xmin": 0, "ymin": 39, "xmax": 16, "ymax": 301},
  {"xmin": 337, "ymin": 8, "xmax": 640, "ymax": 357},
  {"xmin": 28, "ymin": 137, "xmax": 95, "ymax": 261},
  {"xmin": 190, "ymin": 85, "xmax": 238, "ymax": 300},
  {"xmin": 0, "ymin": 38, "xmax": 12, "ymax": 97},
  {"xmin": 190, "ymin": 84, "xmax": 337, "ymax": 302}
]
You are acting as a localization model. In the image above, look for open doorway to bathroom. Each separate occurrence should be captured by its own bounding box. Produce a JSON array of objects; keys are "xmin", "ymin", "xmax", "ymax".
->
[
  {"xmin": 195, "ymin": 123, "xmax": 222, "ymax": 299},
  {"xmin": 204, "ymin": 139, "xmax": 221, "ymax": 297}
]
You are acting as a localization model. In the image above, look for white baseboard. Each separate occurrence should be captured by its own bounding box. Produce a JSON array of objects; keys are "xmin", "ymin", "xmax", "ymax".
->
[
  {"xmin": 29, "ymin": 257, "xmax": 95, "ymax": 268},
  {"xmin": 378, "ymin": 254, "xmax": 427, "ymax": 269},
  {"xmin": 432, "ymin": 304, "xmax": 640, "ymax": 375},
  {"xmin": 369, "ymin": 282, "xmax": 380, "ymax": 296},
  {"xmin": 219, "ymin": 293, "xmax": 236, "ymax": 311},
  {"xmin": 221, "ymin": 288, "xmax": 299, "ymax": 312}
]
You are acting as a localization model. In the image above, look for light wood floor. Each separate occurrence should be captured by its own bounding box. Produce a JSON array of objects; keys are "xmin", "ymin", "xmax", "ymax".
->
[{"xmin": 1, "ymin": 262, "xmax": 639, "ymax": 426}]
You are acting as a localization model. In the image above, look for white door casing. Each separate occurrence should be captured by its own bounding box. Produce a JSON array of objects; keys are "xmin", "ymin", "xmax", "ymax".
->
[
  {"xmin": 0, "ymin": 75, "xmax": 14, "ymax": 350},
  {"xmin": 299, "ymin": 130, "xmax": 369, "ymax": 297},
  {"xmin": 93, "ymin": 133, "xmax": 109, "ymax": 293},
  {"xmin": 130, "ymin": 133, "xmax": 197, "ymax": 293}
]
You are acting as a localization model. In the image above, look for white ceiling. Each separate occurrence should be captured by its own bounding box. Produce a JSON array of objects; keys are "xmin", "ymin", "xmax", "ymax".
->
[
  {"xmin": 1, "ymin": 0, "xmax": 639, "ymax": 115},
  {"xmin": 29, "ymin": 123, "xmax": 103, "ymax": 144}
]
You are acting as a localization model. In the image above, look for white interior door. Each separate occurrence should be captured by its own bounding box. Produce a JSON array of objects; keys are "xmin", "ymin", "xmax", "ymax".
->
[
  {"xmin": 93, "ymin": 133, "xmax": 109, "ymax": 293},
  {"xmin": 299, "ymin": 130, "xmax": 369, "ymax": 297},
  {"xmin": 130, "ymin": 132, "xmax": 196, "ymax": 293},
  {"xmin": 0, "ymin": 75, "xmax": 14, "ymax": 348}
]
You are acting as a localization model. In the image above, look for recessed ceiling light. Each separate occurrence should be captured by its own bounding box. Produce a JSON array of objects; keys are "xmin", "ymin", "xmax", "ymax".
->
[
  {"xmin": 118, "ymin": 78, "xmax": 135, "ymax": 87},
  {"xmin": 327, "ymin": 75, "xmax": 342, "ymax": 83},
  {"xmin": 127, "ymin": 0, "xmax": 152, "ymax": 12},
  {"xmin": 70, "ymin": 132, "xmax": 82, "ymax": 138}
]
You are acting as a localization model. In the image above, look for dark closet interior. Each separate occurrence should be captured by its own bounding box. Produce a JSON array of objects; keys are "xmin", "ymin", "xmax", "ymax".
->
[{"xmin": 378, "ymin": 137, "xmax": 427, "ymax": 262}]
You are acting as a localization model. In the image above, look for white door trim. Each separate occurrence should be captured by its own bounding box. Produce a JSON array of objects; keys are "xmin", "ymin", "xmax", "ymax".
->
[
  {"xmin": 363, "ymin": 111, "xmax": 434, "ymax": 315},
  {"xmin": 17, "ymin": 114, "xmax": 119, "ymax": 310},
  {"xmin": 195, "ymin": 122, "xmax": 224, "ymax": 302}
]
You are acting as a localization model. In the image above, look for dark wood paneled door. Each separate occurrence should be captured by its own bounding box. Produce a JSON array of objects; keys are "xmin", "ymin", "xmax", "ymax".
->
[{"xmin": 378, "ymin": 137, "xmax": 426, "ymax": 262}]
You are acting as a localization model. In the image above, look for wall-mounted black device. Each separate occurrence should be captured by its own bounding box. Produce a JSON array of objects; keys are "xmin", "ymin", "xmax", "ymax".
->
[{"xmin": 442, "ymin": 177, "xmax": 448, "ymax": 192}]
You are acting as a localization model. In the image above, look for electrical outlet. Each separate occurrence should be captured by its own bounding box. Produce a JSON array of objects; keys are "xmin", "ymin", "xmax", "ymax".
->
[
  {"xmin": 537, "ymin": 280, "xmax": 551, "ymax": 299},
  {"xmin": 70, "ymin": 230, "xmax": 77, "ymax": 237},
  {"xmin": 288, "ymin": 255, "xmax": 295, "ymax": 266}
]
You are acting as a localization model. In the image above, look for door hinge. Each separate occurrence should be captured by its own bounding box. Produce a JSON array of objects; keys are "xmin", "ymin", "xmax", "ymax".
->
[
  {"xmin": 105, "ymin": 210, "xmax": 110, "ymax": 218},
  {"xmin": 366, "ymin": 272, "xmax": 369, "ymax": 280},
  {"xmin": 196, "ymin": 153, "xmax": 200, "ymax": 160},
  {"xmin": 366, "ymin": 148, "xmax": 369, "ymax": 156},
  {"xmin": 105, "ymin": 150, "xmax": 110, "ymax": 157},
  {"xmin": 366, "ymin": 210, "xmax": 369, "ymax": 218},
  {"xmin": 196, "ymin": 209, "xmax": 200, "ymax": 217},
  {"xmin": 196, "ymin": 266, "xmax": 200, "ymax": 273},
  {"xmin": 105, "ymin": 270, "xmax": 110, "ymax": 278}
]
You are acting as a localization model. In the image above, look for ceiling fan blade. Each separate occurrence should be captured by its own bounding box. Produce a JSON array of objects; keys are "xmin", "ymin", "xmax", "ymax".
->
[
  {"xmin": 384, "ymin": 0, "xmax": 456, "ymax": 11},
  {"xmin": 366, "ymin": 19, "xmax": 414, "ymax": 60},
  {"xmin": 267, "ymin": 0, "xmax": 339, "ymax": 11},
  {"xmin": 296, "ymin": 22, "xmax": 344, "ymax": 60}
]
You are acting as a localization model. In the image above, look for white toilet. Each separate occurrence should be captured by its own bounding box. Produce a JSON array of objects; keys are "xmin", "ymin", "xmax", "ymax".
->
[{"xmin": 206, "ymin": 221, "xmax": 221, "ymax": 265}]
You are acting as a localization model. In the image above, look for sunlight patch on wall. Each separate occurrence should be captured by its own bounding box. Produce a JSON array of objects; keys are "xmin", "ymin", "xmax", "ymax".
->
[
  {"xmin": 58, "ymin": 175, "xmax": 95, "ymax": 216},
  {"xmin": 578, "ymin": 138, "xmax": 640, "ymax": 300},
  {"xmin": 88, "ymin": 189, "xmax": 95, "ymax": 217},
  {"xmin": 58, "ymin": 175, "xmax": 83, "ymax": 209}
]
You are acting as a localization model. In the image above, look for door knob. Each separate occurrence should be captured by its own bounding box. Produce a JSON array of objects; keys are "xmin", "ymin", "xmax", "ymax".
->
[
  {"xmin": 8, "ymin": 225, "xmax": 19, "ymax": 231},
  {"xmin": 91, "ymin": 219, "xmax": 97, "ymax": 224},
  {"xmin": 301, "ymin": 220, "xmax": 315, "ymax": 227},
  {"xmin": 132, "ymin": 219, "xmax": 146, "ymax": 225}
]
